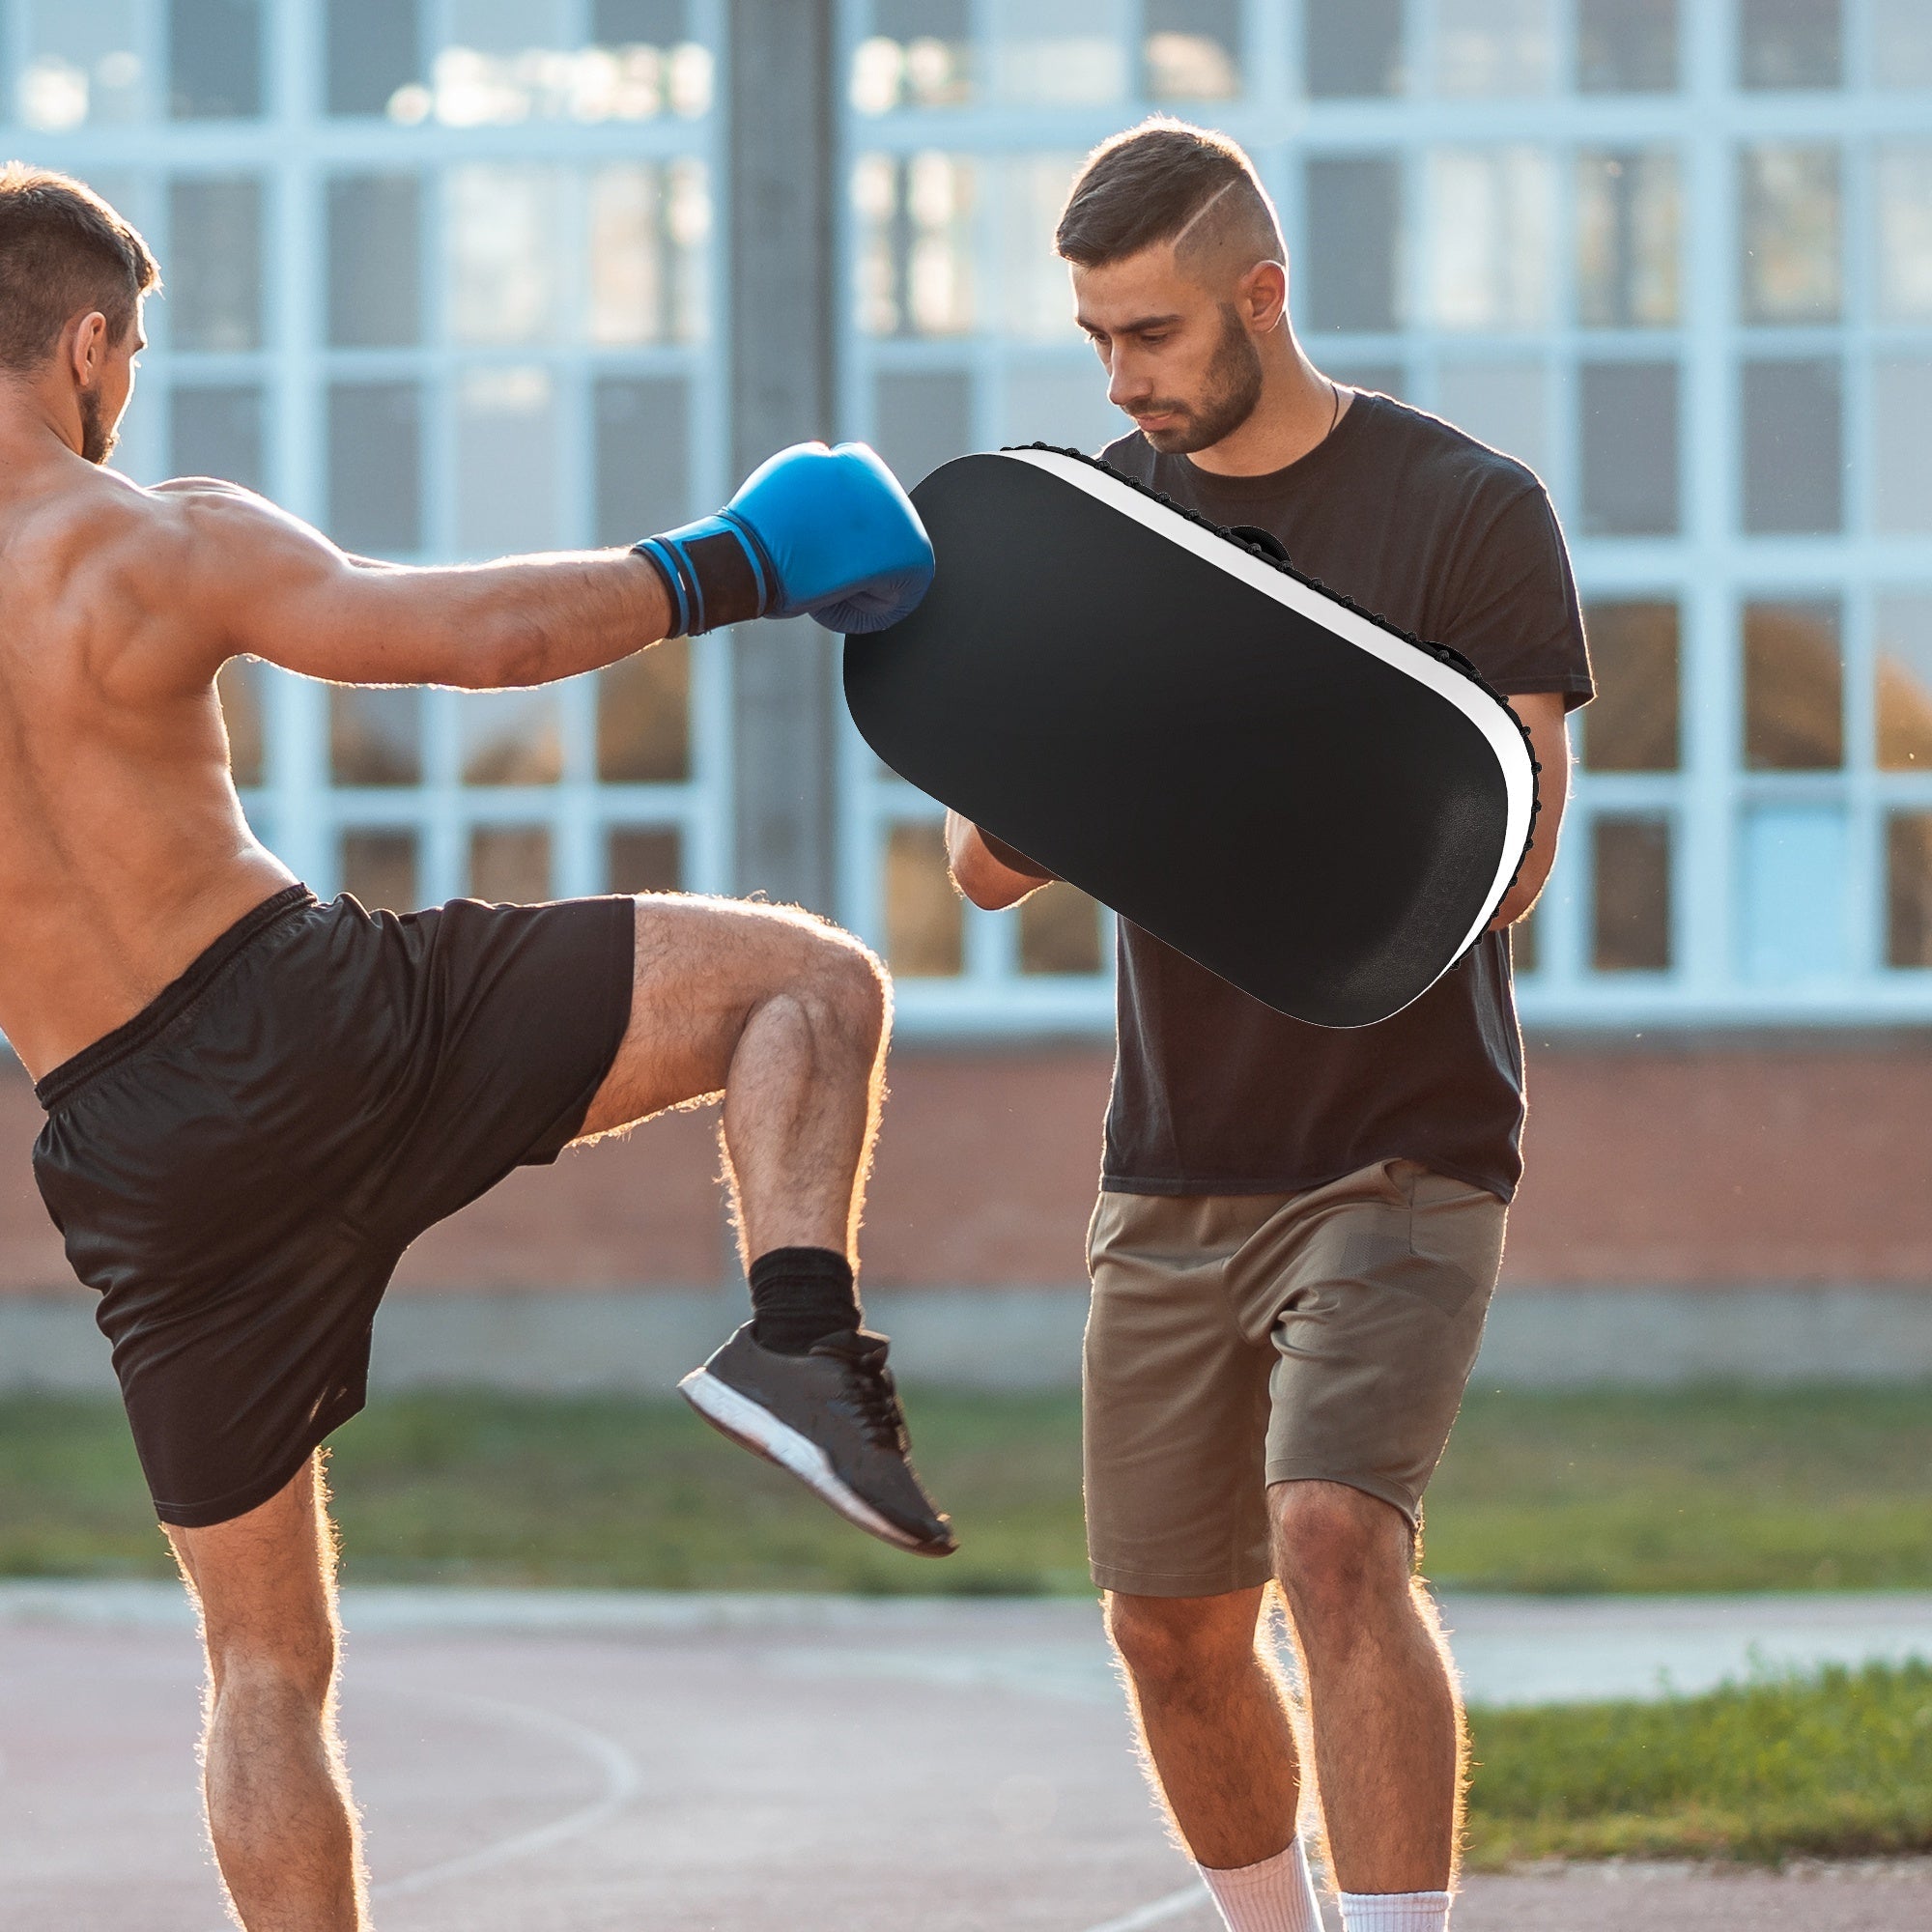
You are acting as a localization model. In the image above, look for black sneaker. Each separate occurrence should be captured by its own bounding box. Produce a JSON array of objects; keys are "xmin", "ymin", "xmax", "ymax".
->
[{"xmin": 678, "ymin": 1324, "xmax": 957, "ymax": 1557}]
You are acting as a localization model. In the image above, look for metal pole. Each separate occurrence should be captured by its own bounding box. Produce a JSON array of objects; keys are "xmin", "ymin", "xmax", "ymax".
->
[{"xmin": 726, "ymin": 0, "xmax": 840, "ymax": 914}]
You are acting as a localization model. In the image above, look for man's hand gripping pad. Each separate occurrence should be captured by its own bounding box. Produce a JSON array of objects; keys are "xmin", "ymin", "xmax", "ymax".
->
[{"xmin": 840, "ymin": 447, "xmax": 1538, "ymax": 1029}]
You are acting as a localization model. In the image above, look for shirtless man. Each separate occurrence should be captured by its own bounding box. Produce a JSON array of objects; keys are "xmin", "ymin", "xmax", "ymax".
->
[{"xmin": 0, "ymin": 164, "xmax": 951, "ymax": 1931}]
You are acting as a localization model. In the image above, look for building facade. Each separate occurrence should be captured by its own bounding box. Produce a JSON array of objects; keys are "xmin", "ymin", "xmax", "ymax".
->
[{"xmin": 5, "ymin": 0, "xmax": 1932, "ymax": 1385}]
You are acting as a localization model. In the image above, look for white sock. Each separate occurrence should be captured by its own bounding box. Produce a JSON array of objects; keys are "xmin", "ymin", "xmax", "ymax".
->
[
  {"xmin": 1337, "ymin": 1890, "xmax": 1451, "ymax": 1932},
  {"xmin": 1198, "ymin": 1836, "xmax": 1324, "ymax": 1932}
]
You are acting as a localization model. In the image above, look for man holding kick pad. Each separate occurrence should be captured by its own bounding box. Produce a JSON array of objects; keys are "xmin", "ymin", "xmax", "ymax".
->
[{"xmin": 950, "ymin": 122, "xmax": 1592, "ymax": 1932}]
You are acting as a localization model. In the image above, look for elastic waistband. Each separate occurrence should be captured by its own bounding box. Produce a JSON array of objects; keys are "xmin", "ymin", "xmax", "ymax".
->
[{"xmin": 35, "ymin": 885, "xmax": 318, "ymax": 1114}]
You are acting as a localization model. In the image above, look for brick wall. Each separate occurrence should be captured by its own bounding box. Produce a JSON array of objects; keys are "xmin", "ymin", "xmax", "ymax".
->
[{"xmin": 5, "ymin": 1035, "xmax": 1931, "ymax": 1300}]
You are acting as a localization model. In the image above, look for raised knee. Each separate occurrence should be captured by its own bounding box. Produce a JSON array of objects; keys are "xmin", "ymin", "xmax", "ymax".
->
[
  {"xmin": 1272, "ymin": 1484, "xmax": 1409, "ymax": 1633},
  {"xmin": 1105, "ymin": 1593, "xmax": 1256, "ymax": 1701},
  {"xmin": 803, "ymin": 930, "xmax": 888, "ymax": 1046}
]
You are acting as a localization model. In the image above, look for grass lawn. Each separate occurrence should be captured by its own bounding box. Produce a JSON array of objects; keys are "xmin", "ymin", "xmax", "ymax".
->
[
  {"xmin": 1463, "ymin": 1660, "xmax": 1932, "ymax": 1867},
  {"xmin": 0, "ymin": 1381, "xmax": 1928, "ymax": 1595}
]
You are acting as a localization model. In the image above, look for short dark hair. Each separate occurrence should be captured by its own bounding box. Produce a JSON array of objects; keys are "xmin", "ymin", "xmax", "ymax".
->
[
  {"xmin": 0, "ymin": 163, "xmax": 159, "ymax": 372},
  {"xmin": 1056, "ymin": 119, "xmax": 1282, "ymax": 275}
]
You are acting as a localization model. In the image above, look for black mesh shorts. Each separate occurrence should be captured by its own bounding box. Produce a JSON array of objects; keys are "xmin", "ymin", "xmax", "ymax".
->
[{"xmin": 31, "ymin": 885, "xmax": 636, "ymax": 1528}]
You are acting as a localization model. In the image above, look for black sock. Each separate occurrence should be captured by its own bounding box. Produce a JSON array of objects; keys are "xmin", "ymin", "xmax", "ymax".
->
[{"xmin": 748, "ymin": 1247, "xmax": 862, "ymax": 1355}]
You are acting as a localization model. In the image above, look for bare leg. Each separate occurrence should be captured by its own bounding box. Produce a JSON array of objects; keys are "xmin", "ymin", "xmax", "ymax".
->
[
  {"xmin": 575, "ymin": 895, "xmax": 889, "ymax": 1264},
  {"xmin": 1271, "ymin": 1480, "xmax": 1463, "ymax": 1894},
  {"xmin": 166, "ymin": 1456, "xmax": 363, "ymax": 1932},
  {"xmin": 1104, "ymin": 1587, "xmax": 1304, "ymax": 1870}
]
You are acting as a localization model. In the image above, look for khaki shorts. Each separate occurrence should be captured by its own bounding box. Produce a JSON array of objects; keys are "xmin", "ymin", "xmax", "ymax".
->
[{"xmin": 1083, "ymin": 1160, "xmax": 1506, "ymax": 1598}]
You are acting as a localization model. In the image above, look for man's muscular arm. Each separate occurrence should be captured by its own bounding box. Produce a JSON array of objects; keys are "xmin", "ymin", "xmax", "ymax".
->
[
  {"xmin": 1487, "ymin": 692, "xmax": 1570, "ymax": 930},
  {"xmin": 154, "ymin": 481, "xmax": 674, "ymax": 689}
]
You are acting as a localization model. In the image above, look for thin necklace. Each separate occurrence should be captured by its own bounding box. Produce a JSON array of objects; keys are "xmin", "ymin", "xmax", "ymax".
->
[{"xmin": 1325, "ymin": 378, "xmax": 1343, "ymax": 439}]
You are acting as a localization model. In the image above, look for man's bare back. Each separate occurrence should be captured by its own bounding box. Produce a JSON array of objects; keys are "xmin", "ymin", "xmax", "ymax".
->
[
  {"xmin": 0, "ymin": 346, "xmax": 673, "ymax": 1078},
  {"xmin": 0, "ymin": 451, "xmax": 298, "ymax": 1076}
]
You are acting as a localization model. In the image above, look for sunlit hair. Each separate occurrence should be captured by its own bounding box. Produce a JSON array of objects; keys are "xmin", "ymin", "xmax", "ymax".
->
[
  {"xmin": 0, "ymin": 162, "xmax": 159, "ymax": 372},
  {"xmin": 1055, "ymin": 119, "xmax": 1283, "ymax": 282}
]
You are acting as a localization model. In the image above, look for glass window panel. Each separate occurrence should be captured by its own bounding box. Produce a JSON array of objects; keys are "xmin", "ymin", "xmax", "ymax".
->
[
  {"xmin": 1740, "ymin": 805, "xmax": 1848, "ymax": 981},
  {"xmin": 1592, "ymin": 817, "xmax": 1672, "ymax": 972},
  {"xmin": 597, "ymin": 643, "xmax": 690, "ymax": 783},
  {"xmin": 425, "ymin": 0, "xmax": 707, "ymax": 124},
  {"xmin": 342, "ymin": 830, "xmax": 419, "ymax": 912},
  {"xmin": 873, "ymin": 369, "xmax": 973, "ymax": 488},
  {"xmin": 171, "ymin": 384, "xmax": 265, "ymax": 493},
  {"xmin": 988, "ymin": 0, "xmax": 1128, "ymax": 106},
  {"xmin": 1144, "ymin": 0, "xmax": 1241, "ymax": 100},
  {"xmin": 1739, "ymin": 0, "xmax": 1840, "ymax": 90},
  {"xmin": 469, "ymin": 825, "xmax": 553, "ymax": 902},
  {"xmin": 999, "ymin": 362, "xmax": 1123, "ymax": 454},
  {"xmin": 327, "ymin": 0, "xmax": 422, "ymax": 116},
  {"xmin": 1577, "ymin": 0, "xmax": 1676, "ymax": 91},
  {"xmin": 993, "ymin": 156, "xmax": 1079, "ymax": 342},
  {"xmin": 594, "ymin": 376, "xmax": 691, "ymax": 547},
  {"xmin": 1020, "ymin": 883, "xmax": 1103, "ymax": 975},
  {"xmin": 1744, "ymin": 598, "xmax": 1843, "ymax": 771},
  {"xmin": 455, "ymin": 367, "xmax": 560, "ymax": 558},
  {"xmin": 1877, "ymin": 594, "xmax": 1932, "ymax": 773},
  {"xmin": 1331, "ymin": 361, "xmax": 1406, "ymax": 401},
  {"xmin": 1875, "ymin": 358, "xmax": 1932, "ymax": 537},
  {"xmin": 1304, "ymin": 0, "xmax": 1405, "ymax": 98},
  {"xmin": 460, "ymin": 690, "xmax": 563, "ymax": 786},
  {"xmin": 327, "ymin": 382, "xmax": 422, "ymax": 556},
  {"xmin": 1740, "ymin": 358, "xmax": 1842, "ymax": 535},
  {"xmin": 1578, "ymin": 360, "xmax": 1679, "ymax": 536},
  {"xmin": 851, "ymin": 0, "xmax": 973, "ymax": 113},
  {"xmin": 1581, "ymin": 600, "xmax": 1680, "ymax": 771},
  {"xmin": 853, "ymin": 153, "xmax": 979, "ymax": 339},
  {"xmin": 1433, "ymin": 0, "xmax": 1556, "ymax": 95},
  {"xmin": 607, "ymin": 825, "xmax": 683, "ymax": 894},
  {"xmin": 1876, "ymin": 147, "xmax": 1932, "ymax": 325},
  {"xmin": 589, "ymin": 160, "xmax": 711, "ymax": 345},
  {"xmin": 169, "ymin": 0, "xmax": 262, "ymax": 120},
  {"xmin": 594, "ymin": 1, "xmax": 687, "ymax": 41},
  {"xmin": 1305, "ymin": 157, "xmax": 1402, "ymax": 333},
  {"xmin": 1577, "ymin": 150, "xmax": 1680, "ymax": 327},
  {"xmin": 442, "ymin": 1, "xmax": 569, "ymax": 57},
  {"xmin": 1872, "ymin": 0, "xmax": 1932, "ymax": 88},
  {"xmin": 1436, "ymin": 360, "xmax": 1548, "ymax": 476},
  {"xmin": 1887, "ymin": 814, "xmax": 1932, "ymax": 967},
  {"xmin": 1426, "ymin": 148, "xmax": 1553, "ymax": 330},
  {"xmin": 447, "ymin": 163, "xmax": 566, "ymax": 347},
  {"xmin": 217, "ymin": 658, "xmax": 265, "ymax": 786},
  {"xmin": 19, "ymin": 2, "xmax": 143, "ymax": 129},
  {"xmin": 885, "ymin": 823, "xmax": 963, "ymax": 976},
  {"xmin": 1739, "ymin": 144, "xmax": 1840, "ymax": 325},
  {"xmin": 327, "ymin": 176, "xmax": 421, "ymax": 348},
  {"xmin": 330, "ymin": 688, "xmax": 423, "ymax": 785},
  {"xmin": 168, "ymin": 178, "xmax": 263, "ymax": 353}
]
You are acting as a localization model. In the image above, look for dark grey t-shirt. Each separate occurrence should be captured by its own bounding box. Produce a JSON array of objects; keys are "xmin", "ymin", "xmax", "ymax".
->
[{"xmin": 1099, "ymin": 392, "xmax": 1593, "ymax": 1205}]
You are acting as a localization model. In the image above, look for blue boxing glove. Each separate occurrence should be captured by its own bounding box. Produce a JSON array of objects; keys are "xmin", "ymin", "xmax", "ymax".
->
[{"xmin": 634, "ymin": 441, "xmax": 933, "ymax": 637}]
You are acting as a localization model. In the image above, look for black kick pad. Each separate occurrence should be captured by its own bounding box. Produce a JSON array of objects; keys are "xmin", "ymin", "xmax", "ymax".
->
[{"xmin": 842, "ymin": 447, "xmax": 1537, "ymax": 1029}]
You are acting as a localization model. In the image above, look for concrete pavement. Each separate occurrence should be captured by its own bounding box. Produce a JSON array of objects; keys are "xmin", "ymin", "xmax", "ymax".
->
[{"xmin": 2, "ymin": 1587, "xmax": 1929, "ymax": 1930}]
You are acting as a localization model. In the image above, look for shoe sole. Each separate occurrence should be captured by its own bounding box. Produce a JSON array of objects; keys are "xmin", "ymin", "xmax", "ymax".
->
[{"xmin": 678, "ymin": 1368, "xmax": 953, "ymax": 1556}]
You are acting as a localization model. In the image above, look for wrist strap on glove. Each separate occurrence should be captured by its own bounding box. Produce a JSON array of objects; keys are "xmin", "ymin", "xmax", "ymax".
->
[{"xmin": 633, "ymin": 513, "xmax": 779, "ymax": 636}]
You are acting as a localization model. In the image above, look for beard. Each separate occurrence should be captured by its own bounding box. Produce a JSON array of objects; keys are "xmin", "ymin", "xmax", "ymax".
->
[
  {"xmin": 78, "ymin": 384, "xmax": 119, "ymax": 466},
  {"xmin": 1136, "ymin": 305, "xmax": 1264, "ymax": 455}
]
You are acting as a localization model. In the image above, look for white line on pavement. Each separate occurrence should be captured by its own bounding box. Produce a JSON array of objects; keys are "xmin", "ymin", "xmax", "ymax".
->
[
  {"xmin": 369, "ymin": 1686, "xmax": 644, "ymax": 1900},
  {"xmin": 1079, "ymin": 1886, "xmax": 1208, "ymax": 1932}
]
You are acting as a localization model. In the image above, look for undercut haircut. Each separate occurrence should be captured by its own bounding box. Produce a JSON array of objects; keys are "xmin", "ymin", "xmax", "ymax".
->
[
  {"xmin": 1056, "ymin": 119, "xmax": 1283, "ymax": 281},
  {"xmin": 0, "ymin": 163, "xmax": 159, "ymax": 372}
]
